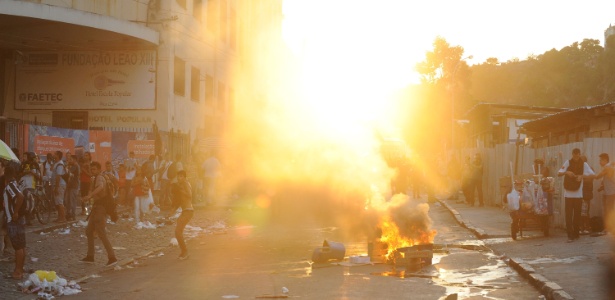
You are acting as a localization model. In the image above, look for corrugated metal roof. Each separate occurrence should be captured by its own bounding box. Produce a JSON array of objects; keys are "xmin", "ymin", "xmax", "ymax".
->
[{"xmin": 521, "ymin": 102, "xmax": 615, "ymax": 132}]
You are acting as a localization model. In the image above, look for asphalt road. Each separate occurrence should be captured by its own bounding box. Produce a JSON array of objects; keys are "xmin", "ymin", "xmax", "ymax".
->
[{"xmin": 64, "ymin": 201, "xmax": 541, "ymax": 300}]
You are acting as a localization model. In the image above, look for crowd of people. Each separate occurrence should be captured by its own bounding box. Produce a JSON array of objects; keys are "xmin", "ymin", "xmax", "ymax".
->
[
  {"xmin": 447, "ymin": 148, "xmax": 615, "ymax": 242},
  {"xmin": 0, "ymin": 147, "xmax": 222, "ymax": 279}
]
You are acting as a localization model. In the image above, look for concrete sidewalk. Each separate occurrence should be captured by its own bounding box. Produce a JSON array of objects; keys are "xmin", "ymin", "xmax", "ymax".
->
[{"xmin": 438, "ymin": 198, "xmax": 613, "ymax": 300}]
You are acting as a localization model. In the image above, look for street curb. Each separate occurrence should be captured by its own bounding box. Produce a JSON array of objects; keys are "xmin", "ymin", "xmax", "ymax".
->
[
  {"xmin": 437, "ymin": 199, "xmax": 488, "ymax": 239},
  {"xmin": 436, "ymin": 199, "xmax": 574, "ymax": 300}
]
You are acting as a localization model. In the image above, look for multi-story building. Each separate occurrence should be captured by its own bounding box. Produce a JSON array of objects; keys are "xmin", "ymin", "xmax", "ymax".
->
[
  {"xmin": 605, "ymin": 23, "xmax": 615, "ymax": 47},
  {"xmin": 0, "ymin": 0, "xmax": 283, "ymax": 154}
]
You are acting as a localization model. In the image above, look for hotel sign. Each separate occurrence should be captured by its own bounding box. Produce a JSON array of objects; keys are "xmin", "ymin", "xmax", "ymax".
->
[{"xmin": 15, "ymin": 51, "xmax": 156, "ymax": 110}]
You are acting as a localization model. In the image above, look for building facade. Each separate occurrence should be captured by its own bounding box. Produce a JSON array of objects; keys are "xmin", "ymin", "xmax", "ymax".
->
[{"xmin": 0, "ymin": 0, "xmax": 283, "ymax": 148}]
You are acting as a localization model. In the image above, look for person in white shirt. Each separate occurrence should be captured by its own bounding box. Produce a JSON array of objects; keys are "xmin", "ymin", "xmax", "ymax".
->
[
  {"xmin": 202, "ymin": 151, "xmax": 221, "ymax": 205},
  {"xmin": 558, "ymin": 148, "xmax": 595, "ymax": 242}
]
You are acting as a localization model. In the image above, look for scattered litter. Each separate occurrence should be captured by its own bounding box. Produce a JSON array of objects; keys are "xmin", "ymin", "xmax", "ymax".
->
[
  {"xmin": 90, "ymin": 274, "xmax": 101, "ymax": 278},
  {"xmin": 156, "ymin": 218, "xmax": 174, "ymax": 226},
  {"xmin": 151, "ymin": 206, "xmax": 161, "ymax": 213},
  {"xmin": 113, "ymin": 265, "xmax": 122, "ymax": 271},
  {"xmin": 134, "ymin": 221, "xmax": 157, "ymax": 230},
  {"xmin": 19, "ymin": 271, "xmax": 81, "ymax": 297},
  {"xmin": 158, "ymin": 252, "xmax": 165, "ymax": 257},
  {"xmin": 349, "ymin": 255, "xmax": 370, "ymax": 264},
  {"xmin": 58, "ymin": 229, "xmax": 70, "ymax": 235},
  {"xmin": 170, "ymin": 238, "xmax": 178, "ymax": 246},
  {"xmin": 73, "ymin": 220, "xmax": 88, "ymax": 227},
  {"xmin": 185, "ymin": 225, "xmax": 203, "ymax": 231},
  {"xmin": 40, "ymin": 232, "xmax": 47, "ymax": 236},
  {"xmin": 112, "ymin": 247, "xmax": 127, "ymax": 250},
  {"xmin": 282, "ymin": 287, "xmax": 289, "ymax": 294},
  {"xmin": 31, "ymin": 257, "xmax": 39, "ymax": 262},
  {"xmin": 210, "ymin": 221, "xmax": 227, "ymax": 229},
  {"xmin": 222, "ymin": 296, "xmax": 239, "ymax": 299}
]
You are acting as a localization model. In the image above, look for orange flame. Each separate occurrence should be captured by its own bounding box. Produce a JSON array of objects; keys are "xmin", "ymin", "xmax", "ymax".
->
[{"xmin": 378, "ymin": 218, "xmax": 436, "ymax": 258}]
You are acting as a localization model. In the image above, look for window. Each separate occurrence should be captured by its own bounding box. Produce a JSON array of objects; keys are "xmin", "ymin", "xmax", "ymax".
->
[
  {"xmin": 205, "ymin": 75, "xmax": 214, "ymax": 105},
  {"xmin": 194, "ymin": 0, "xmax": 203, "ymax": 21},
  {"xmin": 191, "ymin": 67, "xmax": 200, "ymax": 101},
  {"xmin": 174, "ymin": 57, "xmax": 185, "ymax": 96},
  {"xmin": 206, "ymin": 0, "xmax": 217, "ymax": 34},
  {"xmin": 218, "ymin": 82, "xmax": 226, "ymax": 111},
  {"xmin": 219, "ymin": 0, "xmax": 227, "ymax": 42},
  {"xmin": 230, "ymin": 8, "xmax": 236, "ymax": 49}
]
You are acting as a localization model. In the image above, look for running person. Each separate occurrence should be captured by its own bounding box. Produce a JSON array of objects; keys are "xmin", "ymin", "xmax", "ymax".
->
[{"xmin": 167, "ymin": 170, "xmax": 193, "ymax": 260}]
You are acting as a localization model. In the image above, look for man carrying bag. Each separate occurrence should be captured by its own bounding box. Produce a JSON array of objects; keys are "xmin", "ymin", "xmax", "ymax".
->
[{"xmin": 80, "ymin": 161, "xmax": 117, "ymax": 266}]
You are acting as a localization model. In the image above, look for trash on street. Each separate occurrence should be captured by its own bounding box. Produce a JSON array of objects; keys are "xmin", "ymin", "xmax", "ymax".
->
[{"xmin": 19, "ymin": 271, "xmax": 81, "ymax": 297}]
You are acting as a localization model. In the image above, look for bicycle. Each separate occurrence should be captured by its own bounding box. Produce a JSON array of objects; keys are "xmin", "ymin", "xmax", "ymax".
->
[{"xmin": 30, "ymin": 183, "xmax": 54, "ymax": 225}]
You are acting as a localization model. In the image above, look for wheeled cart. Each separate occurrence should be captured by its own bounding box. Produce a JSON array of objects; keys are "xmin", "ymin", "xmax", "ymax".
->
[{"xmin": 510, "ymin": 210, "xmax": 549, "ymax": 240}]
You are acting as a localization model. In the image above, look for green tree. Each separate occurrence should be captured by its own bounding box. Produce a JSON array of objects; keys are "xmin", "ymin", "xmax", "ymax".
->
[
  {"xmin": 601, "ymin": 35, "xmax": 615, "ymax": 101},
  {"xmin": 406, "ymin": 37, "xmax": 472, "ymax": 153}
]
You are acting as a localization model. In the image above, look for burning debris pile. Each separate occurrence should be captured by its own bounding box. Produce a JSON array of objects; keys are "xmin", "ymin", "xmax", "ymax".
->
[{"xmin": 369, "ymin": 194, "xmax": 436, "ymax": 268}]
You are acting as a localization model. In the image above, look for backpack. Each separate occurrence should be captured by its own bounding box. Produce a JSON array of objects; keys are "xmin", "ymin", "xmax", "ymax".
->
[
  {"xmin": 96, "ymin": 174, "xmax": 118, "ymax": 222},
  {"xmin": 102, "ymin": 173, "xmax": 119, "ymax": 199},
  {"xmin": 563, "ymin": 159, "xmax": 583, "ymax": 191},
  {"xmin": 4, "ymin": 180, "xmax": 29, "ymax": 217},
  {"xmin": 54, "ymin": 162, "xmax": 68, "ymax": 183},
  {"xmin": 167, "ymin": 162, "xmax": 177, "ymax": 180}
]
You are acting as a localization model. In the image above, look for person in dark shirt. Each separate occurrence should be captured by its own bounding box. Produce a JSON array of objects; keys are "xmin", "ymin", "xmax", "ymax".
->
[
  {"xmin": 167, "ymin": 170, "xmax": 194, "ymax": 260},
  {"xmin": 3, "ymin": 163, "xmax": 26, "ymax": 279}
]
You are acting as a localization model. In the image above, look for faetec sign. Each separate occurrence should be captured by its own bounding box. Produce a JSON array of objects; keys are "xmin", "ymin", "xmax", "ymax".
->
[{"xmin": 15, "ymin": 51, "xmax": 156, "ymax": 110}]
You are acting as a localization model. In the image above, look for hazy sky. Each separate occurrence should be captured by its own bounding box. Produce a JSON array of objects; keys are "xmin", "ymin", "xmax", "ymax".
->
[{"xmin": 283, "ymin": 0, "xmax": 615, "ymax": 85}]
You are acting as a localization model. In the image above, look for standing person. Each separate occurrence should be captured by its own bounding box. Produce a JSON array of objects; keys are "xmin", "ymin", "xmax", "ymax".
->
[
  {"xmin": 117, "ymin": 164, "xmax": 127, "ymax": 207},
  {"xmin": 79, "ymin": 153, "xmax": 92, "ymax": 216},
  {"xmin": 142, "ymin": 155, "xmax": 155, "ymax": 189},
  {"xmin": 152, "ymin": 155, "xmax": 163, "ymax": 205},
  {"xmin": 167, "ymin": 170, "xmax": 193, "ymax": 260},
  {"xmin": 2, "ymin": 164, "xmax": 26, "ymax": 279},
  {"xmin": 52, "ymin": 151, "xmax": 67, "ymax": 223},
  {"xmin": 103, "ymin": 161, "xmax": 119, "ymax": 180},
  {"xmin": 81, "ymin": 161, "xmax": 117, "ymax": 266},
  {"xmin": 580, "ymin": 155, "xmax": 594, "ymax": 234},
  {"xmin": 64, "ymin": 154, "xmax": 80, "ymax": 221},
  {"xmin": 461, "ymin": 156, "xmax": 473, "ymax": 205},
  {"xmin": 185, "ymin": 154, "xmax": 200, "ymax": 204},
  {"xmin": 0, "ymin": 161, "xmax": 10, "ymax": 261},
  {"xmin": 18, "ymin": 152, "xmax": 41, "ymax": 226},
  {"xmin": 131, "ymin": 166, "xmax": 151, "ymax": 223},
  {"xmin": 558, "ymin": 148, "xmax": 595, "ymax": 243},
  {"xmin": 157, "ymin": 154, "xmax": 172, "ymax": 207},
  {"xmin": 594, "ymin": 153, "xmax": 615, "ymax": 232},
  {"xmin": 124, "ymin": 151, "xmax": 138, "ymax": 200},
  {"xmin": 470, "ymin": 153, "xmax": 484, "ymax": 207},
  {"xmin": 447, "ymin": 155, "xmax": 462, "ymax": 200},
  {"xmin": 533, "ymin": 158, "xmax": 553, "ymax": 214},
  {"xmin": 42, "ymin": 153, "xmax": 54, "ymax": 202}
]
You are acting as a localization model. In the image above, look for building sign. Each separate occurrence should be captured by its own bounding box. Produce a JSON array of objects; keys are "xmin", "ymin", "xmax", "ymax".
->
[
  {"xmin": 34, "ymin": 136, "xmax": 75, "ymax": 155},
  {"xmin": 15, "ymin": 51, "xmax": 156, "ymax": 110},
  {"xmin": 127, "ymin": 140, "xmax": 155, "ymax": 158}
]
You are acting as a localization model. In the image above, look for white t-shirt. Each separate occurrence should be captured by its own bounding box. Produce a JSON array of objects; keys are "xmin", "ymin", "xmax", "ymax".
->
[
  {"xmin": 558, "ymin": 160, "xmax": 595, "ymax": 198},
  {"xmin": 125, "ymin": 157, "xmax": 137, "ymax": 180}
]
